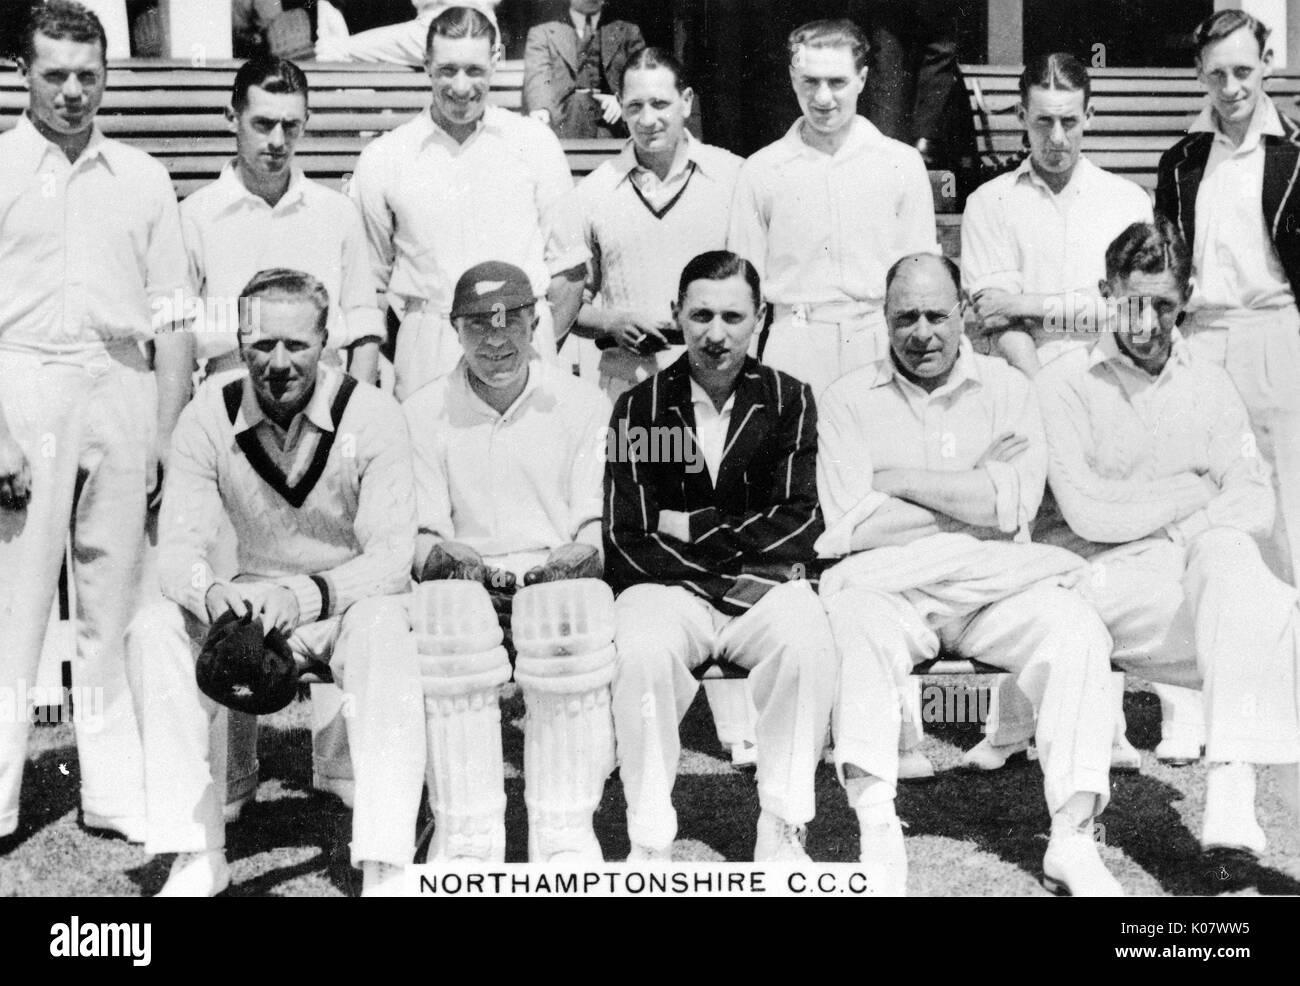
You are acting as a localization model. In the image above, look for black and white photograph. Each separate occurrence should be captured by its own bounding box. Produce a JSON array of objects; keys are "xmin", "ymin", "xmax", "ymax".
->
[{"xmin": 0, "ymin": 0, "xmax": 1297, "ymax": 931}]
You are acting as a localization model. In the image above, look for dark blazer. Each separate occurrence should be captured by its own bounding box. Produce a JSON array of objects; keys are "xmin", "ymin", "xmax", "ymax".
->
[
  {"xmin": 522, "ymin": 18, "xmax": 645, "ymax": 119},
  {"xmin": 1156, "ymin": 100, "xmax": 1300, "ymax": 303},
  {"xmin": 603, "ymin": 355, "xmax": 824, "ymax": 615}
]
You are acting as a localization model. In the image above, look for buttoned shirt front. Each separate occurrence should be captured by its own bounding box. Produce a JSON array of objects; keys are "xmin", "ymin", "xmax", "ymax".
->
[
  {"xmin": 180, "ymin": 164, "xmax": 382, "ymax": 360},
  {"xmin": 689, "ymin": 378, "xmax": 735, "ymax": 485},
  {"xmin": 1188, "ymin": 96, "xmax": 1295, "ymax": 311},
  {"xmin": 961, "ymin": 155, "xmax": 1153, "ymax": 303},
  {"xmin": 727, "ymin": 115, "xmax": 938, "ymax": 307},
  {"xmin": 816, "ymin": 336, "xmax": 1047, "ymax": 557},
  {"xmin": 349, "ymin": 105, "xmax": 589, "ymax": 318},
  {"xmin": 0, "ymin": 113, "xmax": 188, "ymax": 355},
  {"xmin": 404, "ymin": 358, "xmax": 611, "ymax": 569},
  {"xmin": 1034, "ymin": 330, "xmax": 1274, "ymax": 556}
]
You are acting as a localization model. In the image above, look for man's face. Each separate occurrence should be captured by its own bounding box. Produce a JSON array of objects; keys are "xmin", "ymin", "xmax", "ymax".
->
[
  {"xmin": 570, "ymin": 0, "xmax": 605, "ymax": 16},
  {"xmin": 789, "ymin": 44, "xmax": 865, "ymax": 139},
  {"xmin": 622, "ymin": 66, "xmax": 692, "ymax": 159},
  {"xmin": 1105, "ymin": 268, "xmax": 1186, "ymax": 371},
  {"xmin": 886, "ymin": 260, "xmax": 964, "ymax": 384},
  {"xmin": 675, "ymin": 274, "xmax": 763, "ymax": 381},
  {"xmin": 1019, "ymin": 85, "xmax": 1090, "ymax": 181},
  {"xmin": 426, "ymin": 34, "xmax": 495, "ymax": 129},
  {"xmin": 1196, "ymin": 27, "xmax": 1271, "ymax": 131},
  {"xmin": 229, "ymin": 86, "xmax": 307, "ymax": 183},
  {"xmin": 457, "ymin": 305, "xmax": 535, "ymax": 394},
  {"xmin": 240, "ymin": 296, "xmax": 326, "ymax": 417},
  {"xmin": 23, "ymin": 32, "xmax": 106, "ymax": 138}
]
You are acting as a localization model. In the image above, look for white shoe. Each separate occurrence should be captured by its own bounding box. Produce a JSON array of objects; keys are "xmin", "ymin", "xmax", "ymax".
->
[
  {"xmin": 156, "ymin": 850, "xmax": 230, "ymax": 897},
  {"xmin": 82, "ymin": 811, "xmax": 146, "ymax": 844},
  {"xmin": 1110, "ymin": 735, "xmax": 1142, "ymax": 773},
  {"xmin": 754, "ymin": 810, "xmax": 810, "ymax": 862},
  {"xmin": 312, "ymin": 773, "xmax": 355, "ymax": 809},
  {"xmin": 223, "ymin": 793, "xmax": 253, "ymax": 825},
  {"xmin": 532, "ymin": 828, "xmax": 603, "ymax": 865},
  {"xmin": 961, "ymin": 738, "xmax": 1030, "ymax": 772},
  {"xmin": 1042, "ymin": 825, "xmax": 1123, "ymax": 896},
  {"xmin": 1202, "ymin": 763, "xmax": 1265, "ymax": 856},
  {"xmin": 360, "ymin": 861, "xmax": 406, "ymax": 897},
  {"xmin": 1155, "ymin": 724, "xmax": 1204, "ymax": 766},
  {"xmin": 627, "ymin": 842, "xmax": 671, "ymax": 862},
  {"xmin": 857, "ymin": 809, "xmax": 907, "ymax": 896},
  {"xmin": 897, "ymin": 749, "xmax": 936, "ymax": 781}
]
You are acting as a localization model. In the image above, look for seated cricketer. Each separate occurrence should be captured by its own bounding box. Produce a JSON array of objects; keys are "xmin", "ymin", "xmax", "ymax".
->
[
  {"xmin": 126, "ymin": 269, "xmax": 425, "ymax": 897},
  {"xmin": 817, "ymin": 253, "xmax": 1117, "ymax": 896},
  {"xmin": 404, "ymin": 260, "xmax": 615, "ymax": 863},
  {"xmin": 1034, "ymin": 219, "xmax": 1300, "ymax": 862},
  {"xmin": 604, "ymin": 250, "xmax": 838, "ymax": 862}
]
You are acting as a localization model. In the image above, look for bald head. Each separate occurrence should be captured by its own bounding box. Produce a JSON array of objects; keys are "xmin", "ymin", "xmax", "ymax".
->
[{"xmin": 884, "ymin": 253, "xmax": 964, "ymax": 392}]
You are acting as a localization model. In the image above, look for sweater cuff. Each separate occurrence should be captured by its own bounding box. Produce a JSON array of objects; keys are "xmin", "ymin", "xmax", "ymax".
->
[
  {"xmin": 814, "ymin": 490, "xmax": 889, "ymax": 559},
  {"xmin": 280, "ymin": 574, "xmax": 328, "ymax": 626},
  {"xmin": 983, "ymin": 461, "xmax": 1022, "ymax": 536}
]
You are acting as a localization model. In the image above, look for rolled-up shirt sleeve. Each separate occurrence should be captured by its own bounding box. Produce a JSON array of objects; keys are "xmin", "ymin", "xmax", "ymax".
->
[
  {"xmin": 960, "ymin": 184, "xmax": 1023, "ymax": 296},
  {"xmin": 530, "ymin": 122, "xmax": 590, "ymax": 276},
  {"xmin": 145, "ymin": 169, "xmax": 192, "ymax": 337},
  {"xmin": 337, "ymin": 200, "xmax": 385, "ymax": 346},
  {"xmin": 347, "ymin": 144, "xmax": 397, "ymax": 298}
]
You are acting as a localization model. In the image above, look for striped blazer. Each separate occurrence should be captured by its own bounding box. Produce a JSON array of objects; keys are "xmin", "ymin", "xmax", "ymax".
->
[
  {"xmin": 1156, "ymin": 100, "xmax": 1300, "ymax": 304},
  {"xmin": 603, "ymin": 354, "xmax": 824, "ymax": 615}
]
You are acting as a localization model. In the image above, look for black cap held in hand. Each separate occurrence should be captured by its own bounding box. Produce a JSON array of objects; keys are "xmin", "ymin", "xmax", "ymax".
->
[{"xmin": 196, "ymin": 610, "xmax": 299, "ymax": 716}]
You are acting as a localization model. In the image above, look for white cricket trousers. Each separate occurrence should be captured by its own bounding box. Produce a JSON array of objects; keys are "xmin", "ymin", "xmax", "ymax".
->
[
  {"xmin": 1183, "ymin": 306, "xmax": 1300, "ymax": 584},
  {"xmin": 611, "ymin": 580, "xmax": 838, "ymax": 851},
  {"xmin": 827, "ymin": 581, "xmax": 1114, "ymax": 815},
  {"xmin": 125, "ymin": 595, "xmax": 427, "ymax": 866},
  {"xmin": 0, "ymin": 345, "xmax": 153, "ymax": 837},
  {"xmin": 394, "ymin": 301, "xmax": 557, "ymax": 402},
  {"xmin": 761, "ymin": 303, "xmax": 887, "ymax": 398},
  {"xmin": 1082, "ymin": 531, "xmax": 1300, "ymax": 763}
]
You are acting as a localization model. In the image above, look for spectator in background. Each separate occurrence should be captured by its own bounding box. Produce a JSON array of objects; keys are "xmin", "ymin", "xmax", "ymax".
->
[
  {"xmin": 315, "ymin": 0, "xmax": 501, "ymax": 66},
  {"xmin": 862, "ymin": 0, "xmax": 978, "ymax": 195},
  {"xmin": 523, "ymin": 0, "xmax": 644, "ymax": 139}
]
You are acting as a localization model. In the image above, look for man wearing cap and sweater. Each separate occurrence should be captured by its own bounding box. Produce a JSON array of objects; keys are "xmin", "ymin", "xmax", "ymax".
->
[
  {"xmin": 126, "ymin": 270, "xmax": 425, "ymax": 896},
  {"xmin": 349, "ymin": 5, "xmax": 589, "ymax": 401},
  {"xmin": 404, "ymin": 260, "xmax": 614, "ymax": 861}
]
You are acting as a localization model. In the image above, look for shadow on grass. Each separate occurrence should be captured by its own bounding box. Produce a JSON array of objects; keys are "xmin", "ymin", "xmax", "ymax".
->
[{"xmin": 1, "ymin": 735, "xmax": 82, "ymax": 855}]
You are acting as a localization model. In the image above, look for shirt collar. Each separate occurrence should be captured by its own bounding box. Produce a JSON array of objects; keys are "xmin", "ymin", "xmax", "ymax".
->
[
  {"xmin": 454, "ymin": 356, "xmax": 547, "ymax": 420},
  {"xmin": 212, "ymin": 161, "xmax": 309, "ymax": 211},
  {"xmin": 14, "ymin": 111, "xmax": 115, "ymax": 173},
  {"xmin": 689, "ymin": 376, "xmax": 736, "ymax": 416},
  {"xmin": 778, "ymin": 114, "xmax": 881, "ymax": 161},
  {"xmin": 416, "ymin": 104, "xmax": 502, "ymax": 148},
  {"xmin": 570, "ymin": 8, "xmax": 599, "ymax": 33},
  {"xmin": 615, "ymin": 130, "xmax": 705, "ymax": 184},
  {"xmin": 1190, "ymin": 95, "xmax": 1284, "ymax": 152},
  {"xmin": 1088, "ymin": 327, "xmax": 1192, "ymax": 377},
  {"xmin": 873, "ymin": 335, "xmax": 982, "ymax": 398},
  {"xmin": 235, "ymin": 365, "xmax": 342, "ymax": 437},
  {"xmin": 1013, "ymin": 153, "xmax": 1095, "ymax": 196}
]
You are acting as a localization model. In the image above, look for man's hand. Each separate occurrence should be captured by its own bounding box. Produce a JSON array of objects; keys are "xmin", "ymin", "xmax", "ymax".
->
[
  {"xmin": 593, "ymin": 93, "xmax": 622, "ymax": 125},
  {"xmin": 529, "ymin": 108, "xmax": 552, "ymax": 126},
  {"xmin": 976, "ymin": 432, "xmax": 1030, "ymax": 468},
  {"xmin": 258, "ymin": 586, "xmax": 301, "ymax": 636},
  {"xmin": 0, "ymin": 431, "xmax": 31, "ymax": 511},
  {"xmin": 605, "ymin": 310, "xmax": 671, "ymax": 355},
  {"xmin": 418, "ymin": 540, "xmax": 489, "ymax": 583},
  {"xmin": 523, "ymin": 542, "xmax": 602, "ymax": 585},
  {"xmin": 972, "ymin": 289, "xmax": 1022, "ymax": 335},
  {"xmin": 656, "ymin": 510, "xmax": 691, "ymax": 542},
  {"xmin": 205, "ymin": 582, "xmax": 253, "ymax": 624}
]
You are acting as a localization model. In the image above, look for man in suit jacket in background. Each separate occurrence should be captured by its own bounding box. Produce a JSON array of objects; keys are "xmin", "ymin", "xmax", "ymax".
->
[{"xmin": 523, "ymin": 0, "xmax": 645, "ymax": 139}]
